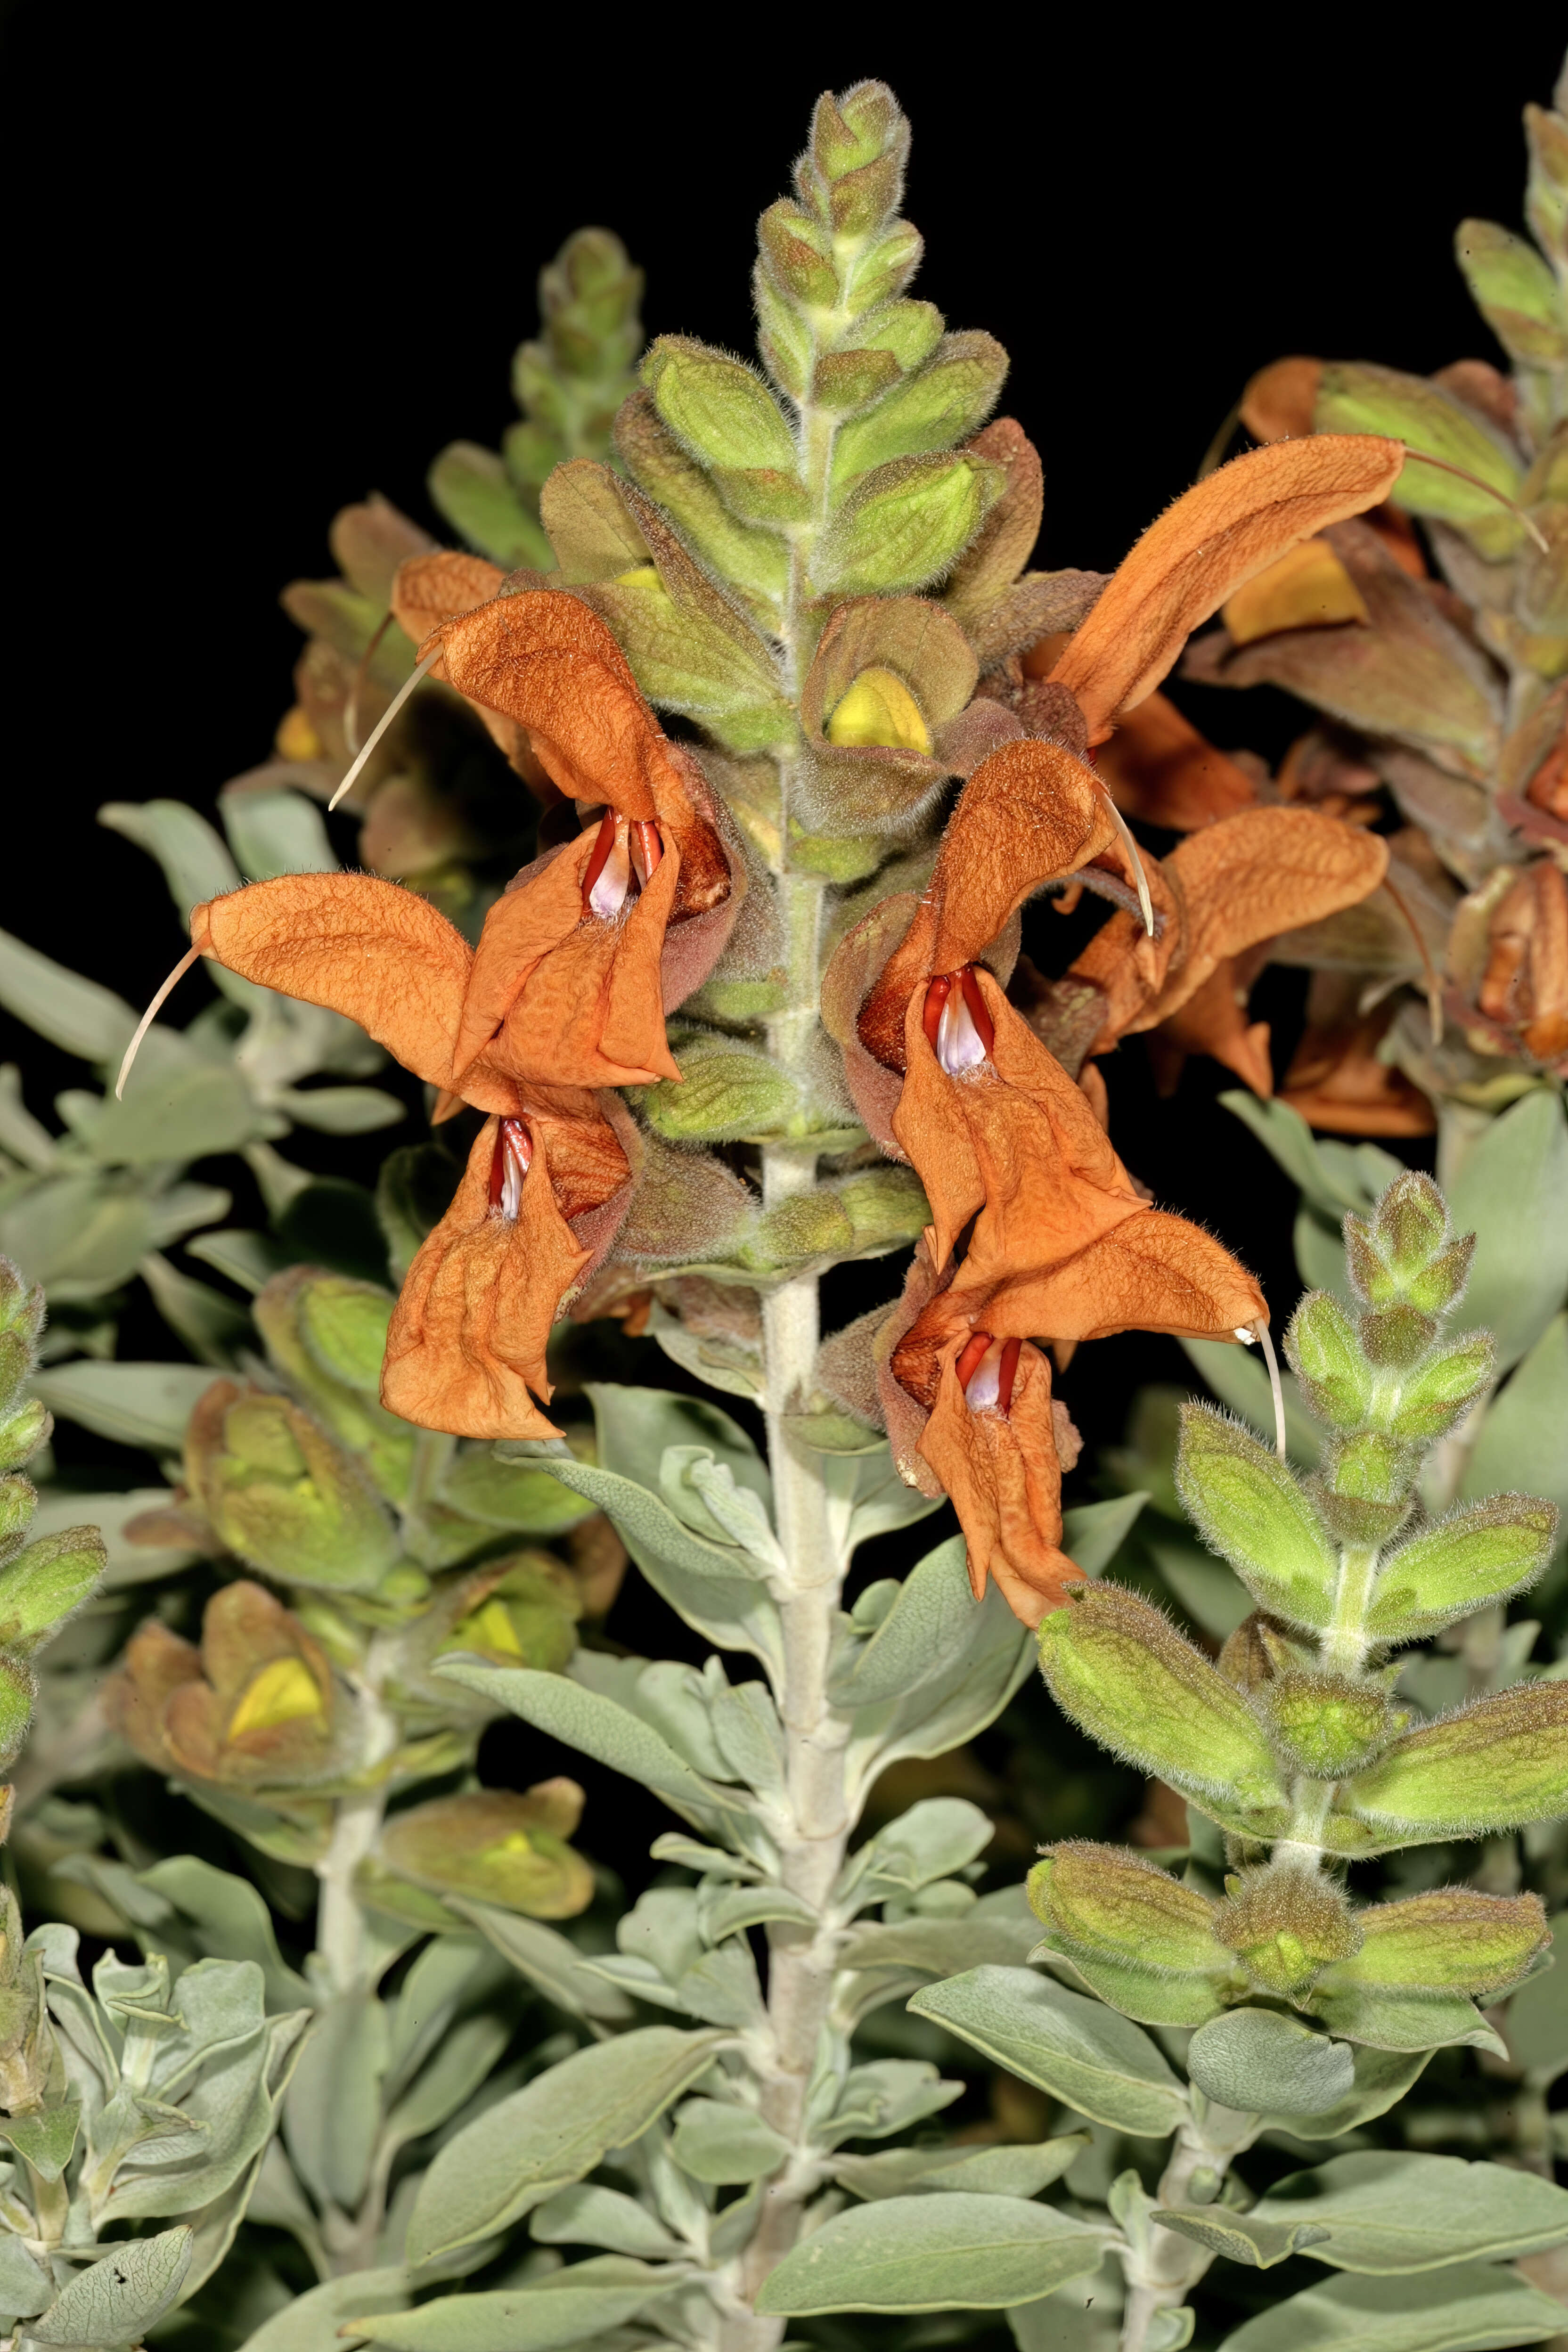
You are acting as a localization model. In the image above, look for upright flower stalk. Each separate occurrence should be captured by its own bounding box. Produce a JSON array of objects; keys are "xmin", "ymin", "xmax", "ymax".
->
[{"xmin": 94, "ymin": 77, "xmax": 1567, "ymax": 2352}]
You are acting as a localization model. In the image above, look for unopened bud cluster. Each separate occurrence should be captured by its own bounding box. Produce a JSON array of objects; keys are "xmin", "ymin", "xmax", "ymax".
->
[{"xmin": 1032, "ymin": 1174, "xmax": 1562, "ymax": 2049}]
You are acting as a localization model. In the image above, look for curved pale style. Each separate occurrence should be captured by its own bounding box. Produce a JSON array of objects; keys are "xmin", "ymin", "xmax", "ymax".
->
[{"xmin": 1048, "ymin": 434, "xmax": 1406, "ymax": 741}]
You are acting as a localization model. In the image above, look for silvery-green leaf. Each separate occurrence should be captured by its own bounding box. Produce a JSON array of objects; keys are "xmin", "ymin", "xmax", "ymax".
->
[
  {"xmin": 218, "ymin": 784, "xmax": 338, "ymax": 882},
  {"xmin": 0, "ymin": 1062, "xmax": 59, "ymax": 1170},
  {"xmin": 1446, "ymin": 1090, "xmax": 1568, "ymax": 1370},
  {"xmin": 572, "ymin": 1652, "xmax": 733, "ymax": 1783},
  {"xmin": 531, "ymin": 1458, "xmax": 783, "ymax": 1677},
  {"xmin": 274, "ymin": 1085, "xmax": 406, "ymax": 1135},
  {"xmin": 1221, "ymin": 1092, "xmax": 1374, "ymax": 1219},
  {"xmin": 100, "ymin": 799, "xmax": 241, "ymax": 914},
  {"xmin": 670, "ymin": 2095, "xmax": 791, "ymax": 2182},
  {"xmin": 441, "ymin": 1450, "xmax": 597, "ymax": 1539},
  {"xmin": 841, "ymin": 1797, "xmax": 993, "ymax": 1906},
  {"xmin": 753, "ymin": 2190, "xmax": 1109, "ymax": 2316},
  {"xmin": 1460, "ymin": 1314, "xmax": 1568, "ymax": 1530},
  {"xmin": 840, "ymin": 1442, "xmax": 945, "ymax": 1552},
  {"xmin": 384, "ymin": 2003, "xmax": 519, "ymax": 2154},
  {"xmin": 0, "ymin": 1173, "xmax": 155, "ymax": 1298},
  {"xmin": 1062, "ymin": 1492, "xmax": 1149, "ymax": 1577},
  {"xmin": 1146, "ymin": 1536, "xmax": 1254, "ymax": 1640},
  {"xmin": 673, "ymin": 1940, "xmax": 767, "ymax": 2031},
  {"xmin": 406, "ymin": 2027, "xmax": 731, "ymax": 2265},
  {"xmin": 845, "ymin": 1601, "xmax": 1033, "ymax": 1808},
  {"xmin": 661, "ymin": 1444, "xmax": 784, "ymax": 1572},
  {"xmin": 75, "ymin": 1029, "xmax": 262, "ymax": 1165},
  {"xmin": 1153, "ymin": 2205, "xmax": 1331, "ymax": 2269},
  {"xmin": 1309, "ymin": 1982, "xmax": 1503, "ymax": 2057},
  {"xmin": 384, "ymin": 1936, "xmax": 506, "ymax": 2096},
  {"xmin": 144, "ymin": 1180, "xmax": 232, "ymax": 1252},
  {"xmin": 1180, "ymin": 1337, "xmax": 1320, "ymax": 1466},
  {"xmin": 1243, "ymin": 2150, "xmax": 1568, "ymax": 2273},
  {"xmin": 650, "ymin": 1833, "xmax": 760, "ymax": 1880},
  {"xmin": 699, "ymin": 1884, "xmax": 816, "ymax": 1942},
  {"xmin": 650, "ymin": 1300, "xmax": 763, "ymax": 1400},
  {"xmin": 436, "ymin": 1662, "xmax": 746, "ymax": 1841},
  {"xmin": 0, "ymin": 2100, "xmax": 79, "ymax": 2181},
  {"xmin": 1215, "ymin": 2260, "xmax": 1568, "ymax": 2351},
  {"xmin": 108, "ymin": 2004, "xmax": 310, "ymax": 2221},
  {"xmin": 139, "ymin": 1251, "xmax": 251, "ymax": 1365},
  {"xmin": 0, "ymin": 2228, "xmax": 52, "ymax": 2317},
  {"xmin": 617, "ymin": 1890, "xmax": 702, "ymax": 1989},
  {"xmin": 531, "ymin": 2183, "xmax": 686, "ymax": 2260},
  {"xmin": 137, "ymin": 1856, "xmax": 311, "ymax": 2011},
  {"xmin": 27, "ymin": 2223, "xmax": 191, "ymax": 2344},
  {"xmin": 828, "ymin": 1536, "xmax": 977, "ymax": 1709},
  {"xmin": 236, "ymin": 2264, "xmax": 410, "ymax": 2352},
  {"xmin": 835, "ymin": 2134, "xmax": 1086, "ymax": 2200},
  {"xmin": 0, "ymin": 926, "xmax": 138, "ymax": 1063},
  {"xmin": 32, "ymin": 1361, "xmax": 218, "ymax": 1454},
  {"xmin": 346, "ymin": 2257, "xmax": 686, "ymax": 2350},
  {"xmin": 169, "ymin": 2012, "xmax": 313, "ymax": 2300},
  {"xmin": 586, "ymin": 1382, "xmax": 770, "ymax": 1510},
  {"xmin": 842, "ymin": 1891, "xmax": 1038, "ymax": 1981},
  {"xmin": 908, "ymin": 1966, "xmax": 1187, "ymax": 2138},
  {"xmin": 1008, "ymin": 2259, "xmax": 1122, "ymax": 2350},
  {"xmin": 449, "ymin": 1902, "xmax": 633, "ymax": 2024},
  {"xmin": 708, "ymin": 1675, "xmax": 785, "ymax": 1793},
  {"xmin": 1187, "ymin": 2009, "xmax": 1356, "ymax": 2118},
  {"xmin": 818, "ymin": 2058, "xmax": 962, "ymax": 2147},
  {"xmin": 283, "ymin": 1991, "xmax": 387, "ymax": 2213},
  {"xmin": 1033, "ymin": 1941, "xmax": 1227, "ymax": 2030},
  {"xmin": 185, "ymin": 1229, "xmax": 292, "ymax": 1296}
]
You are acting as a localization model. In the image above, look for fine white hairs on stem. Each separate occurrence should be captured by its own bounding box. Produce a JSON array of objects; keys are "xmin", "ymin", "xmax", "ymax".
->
[
  {"xmin": 328, "ymin": 645, "xmax": 442, "ymax": 813},
  {"xmin": 1396, "ymin": 446, "xmax": 1550, "ymax": 555},
  {"xmin": 115, "ymin": 945, "xmax": 203, "ymax": 1101},
  {"xmin": 1094, "ymin": 781, "xmax": 1155, "ymax": 937}
]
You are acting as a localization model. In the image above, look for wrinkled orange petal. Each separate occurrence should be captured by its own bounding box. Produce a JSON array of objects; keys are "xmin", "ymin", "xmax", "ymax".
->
[
  {"xmin": 454, "ymin": 834, "xmax": 682, "ymax": 1089},
  {"xmin": 970, "ymin": 1204, "xmax": 1266, "ymax": 1347},
  {"xmin": 916, "ymin": 1337, "xmax": 1082, "ymax": 1629},
  {"xmin": 1070, "ymin": 808, "xmax": 1390, "ymax": 1053},
  {"xmin": 1148, "ymin": 961, "xmax": 1275, "ymax": 1097},
  {"xmin": 434, "ymin": 588, "xmax": 677, "ymax": 820},
  {"xmin": 1093, "ymin": 691, "xmax": 1261, "ymax": 830},
  {"xmin": 382, "ymin": 1116, "xmax": 589, "ymax": 1441},
  {"xmin": 1280, "ymin": 1013, "xmax": 1437, "ymax": 1136},
  {"xmin": 194, "ymin": 875, "xmax": 523, "ymax": 1115},
  {"xmin": 391, "ymin": 552, "xmax": 507, "ymax": 641},
  {"xmin": 861, "ymin": 738, "xmax": 1116, "ymax": 1067},
  {"xmin": 1049, "ymin": 436, "xmax": 1405, "ymax": 741},
  {"xmin": 893, "ymin": 978, "xmax": 1138, "ymax": 1272}
]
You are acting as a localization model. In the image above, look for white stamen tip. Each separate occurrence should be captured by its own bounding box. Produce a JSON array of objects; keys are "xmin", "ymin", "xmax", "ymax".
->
[
  {"xmin": 327, "ymin": 645, "xmax": 441, "ymax": 813},
  {"xmin": 115, "ymin": 945, "xmax": 203, "ymax": 1100},
  {"xmin": 937, "ymin": 986, "xmax": 988, "ymax": 1074},
  {"xmin": 1234, "ymin": 1326, "xmax": 1256, "ymax": 1342}
]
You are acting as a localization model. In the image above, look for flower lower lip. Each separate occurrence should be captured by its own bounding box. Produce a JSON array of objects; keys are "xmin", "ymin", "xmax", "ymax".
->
[{"xmin": 925, "ymin": 967, "xmax": 996, "ymax": 1074}]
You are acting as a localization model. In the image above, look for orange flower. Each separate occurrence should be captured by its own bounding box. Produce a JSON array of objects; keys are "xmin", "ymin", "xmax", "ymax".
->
[
  {"xmin": 1045, "ymin": 435, "xmax": 1406, "ymax": 745},
  {"xmin": 1063, "ymin": 807, "xmax": 1391, "ymax": 1094},
  {"xmin": 391, "ymin": 566, "xmax": 740, "ymax": 1089},
  {"xmin": 178, "ymin": 873, "xmax": 637, "ymax": 1439},
  {"xmin": 1089, "ymin": 690, "xmax": 1261, "ymax": 832},
  {"xmin": 1278, "ymin": 1002, "xmax": 1437, "ymax": 1137},
  {"xmin": 874, "ymin": 1241, "xmax": 1084, "ymax": 1630}
]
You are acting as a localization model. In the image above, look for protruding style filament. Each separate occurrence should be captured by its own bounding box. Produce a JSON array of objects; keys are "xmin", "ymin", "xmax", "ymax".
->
[
  {"xmin": 1236, "ymin": 1315, "xmax": 1287, "ymax": 1460},
  {"xmin": 488, "ymin": 1117, "xmax": 533, "ymax": 1222},
  {"xmin": 115, "ymin": 945, "xmax": 204, "ymax": 1101},
  {"xmin": 327, "ymin": 645, "xmax": 443, "ymax": 813}
]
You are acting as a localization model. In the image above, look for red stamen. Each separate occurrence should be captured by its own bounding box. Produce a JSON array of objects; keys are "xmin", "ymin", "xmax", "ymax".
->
[
  {"xmin": 959, "ymin": 965, "xmax": 996, "ymax": 1056},
  {"xmin": 923, "ymin": 973, "xmax": 953, "ymax": 1049},
  {"xmin": 955, "ymin": 1331, "xmax": 993, "ymax": 1390},
  {"xmin": 580, "ymin": 810, "xmax": 618, "ymax": 913},
  {"xmin": 629, "ymin": 820, "xmax": 663, "ymax": 886},
  {"xmin": 996, "ymin": 1337, "xmax": 1020, "ymax": 1415},
  {"xmin": 488, "ymin": 1116, "xmax": 532, "ymax": 1218}
]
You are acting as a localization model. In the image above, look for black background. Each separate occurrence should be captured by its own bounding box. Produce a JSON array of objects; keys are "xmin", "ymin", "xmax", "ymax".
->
[{"xmin": 2, "ymin": 9, "xmax": 1564, "ymax": 1465}]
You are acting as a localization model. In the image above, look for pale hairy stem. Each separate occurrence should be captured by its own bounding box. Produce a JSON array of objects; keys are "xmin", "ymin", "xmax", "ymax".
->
[
  {"xmin": 1118, "ymin": 2113, "xmax": 1254, "ymax": 2352},
  {"xmin": 314, "ymin": 1634, "xmax": 400, "ymax": 1996}
]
